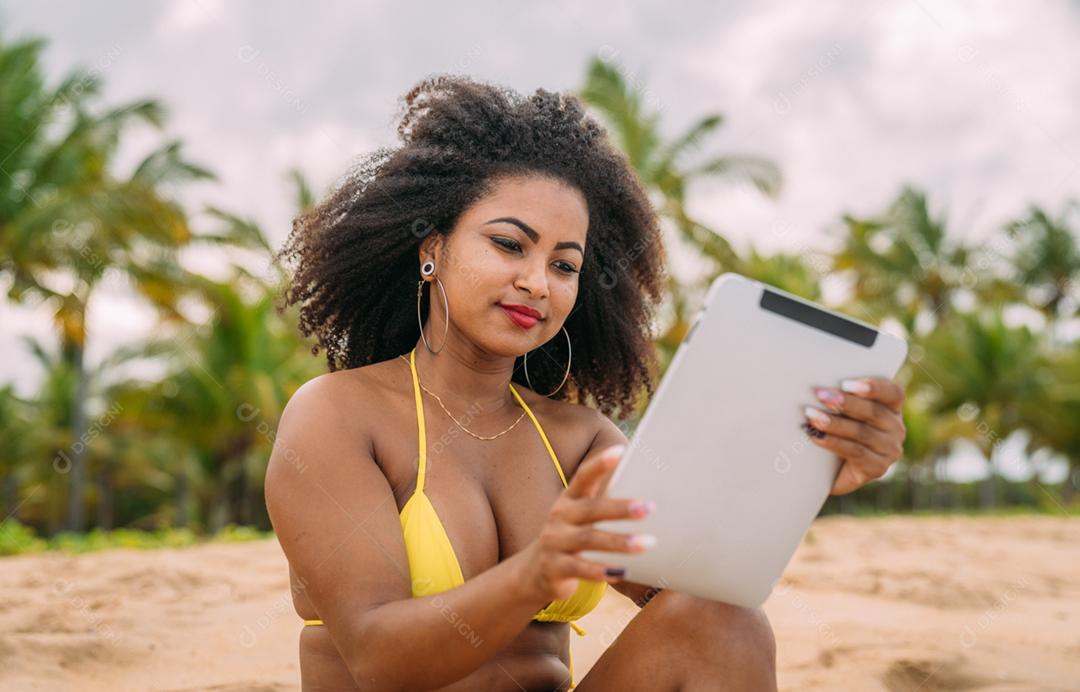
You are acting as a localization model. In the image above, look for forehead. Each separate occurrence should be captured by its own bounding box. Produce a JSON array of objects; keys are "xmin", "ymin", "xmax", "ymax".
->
[{"xmin": 463, "ymin": 175, "xmax": 589, "ymax": 240}]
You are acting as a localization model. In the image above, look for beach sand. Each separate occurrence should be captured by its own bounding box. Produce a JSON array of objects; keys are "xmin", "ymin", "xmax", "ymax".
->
[{"xmin": 1, "ymin": 515, "xmax": 1077, "ymax": 691}]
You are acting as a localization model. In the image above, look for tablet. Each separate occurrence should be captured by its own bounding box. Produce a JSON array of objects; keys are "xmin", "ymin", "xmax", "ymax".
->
[{"xmin": 579, "ymin": 272, "xmax": 908, "ymax": 608}]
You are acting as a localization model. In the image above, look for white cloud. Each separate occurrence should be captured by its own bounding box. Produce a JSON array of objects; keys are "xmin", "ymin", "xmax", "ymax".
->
[{"xmin": 156, "ymin": 0, "xmax": 226, "ymax": 36}]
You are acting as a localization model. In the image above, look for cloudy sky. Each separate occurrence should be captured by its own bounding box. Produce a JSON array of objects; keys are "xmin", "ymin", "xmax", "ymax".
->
[{"xmin": 2, "ymin": 0, "xmax": 1078, "ymax": 479}]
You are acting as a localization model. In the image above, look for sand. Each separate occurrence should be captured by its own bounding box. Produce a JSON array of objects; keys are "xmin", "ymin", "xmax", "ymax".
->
[{"xmin": 1, "ymin": 515, "xmax": 1077, "ymax": 691}]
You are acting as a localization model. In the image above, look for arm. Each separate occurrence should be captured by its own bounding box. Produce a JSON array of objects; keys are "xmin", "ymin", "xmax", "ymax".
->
[
  {"xmin": 265, "ymin": 376, "xmax": 551, "ymax": 692},
  {"xmin": 581, "ymin": 410, "xmax": 665, "ymax": 609}
]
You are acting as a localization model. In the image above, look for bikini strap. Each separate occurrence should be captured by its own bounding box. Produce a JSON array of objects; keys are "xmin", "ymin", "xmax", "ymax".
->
[
  {"xmin": 508, "ymin": 383, "xmax": 568, "ymax": 488},
  {"xmin": 409, "ymin": 347, "xmax": 427, "ymax": 492},
  {"xmin": 409, "ymin": 352, "xmax": 564, "ymax": 492}
]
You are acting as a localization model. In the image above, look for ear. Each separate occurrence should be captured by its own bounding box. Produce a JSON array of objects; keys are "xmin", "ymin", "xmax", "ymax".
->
[{"xmin": 418, "ymin": 231, "xmax": 443, "ymax": 267}]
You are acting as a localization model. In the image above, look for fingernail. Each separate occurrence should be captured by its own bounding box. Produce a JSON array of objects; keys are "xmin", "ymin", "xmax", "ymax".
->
[
  {"xmin": 840, "ymin": 379, "xmax": 871, "ymax": 395},
  {"xmin": 608, "ymin": 444, "xmax": 627, "ymax": 456},
  {"xmin": 814, "ymin": 387, "xmax": 844, "ymax": 409},
  {"xmin": 629, "ymin": 500, "xmax": 656, "ymax": 517},
  {"xmin": 605, "ymin": 566, "xmax": 626, "ymax": 577},
  {"xmin": 801, "ymin": 422, "xmax": 826, "ymax": 439},
  {"xmin": 627, "ymin": 533, "xmax": 657, "ymax": 551},
  {"xmin": 804, "ymin": 406, "xmax": 831, "ymax": 427}
]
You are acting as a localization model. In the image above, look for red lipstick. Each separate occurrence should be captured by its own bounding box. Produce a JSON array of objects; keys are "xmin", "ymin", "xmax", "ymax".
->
[{"xmin": 498, "ymin": 303, "xmax": 543, "ymax": 329}]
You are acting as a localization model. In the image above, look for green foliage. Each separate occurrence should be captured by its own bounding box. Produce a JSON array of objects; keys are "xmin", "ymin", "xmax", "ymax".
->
[
  {"xmin": 0, "ymin": 518, "xmax": 271, "ymax": 556},
  {"xmin": 0, "ymin": 518, "xmax": 49, "ymax": 556}
]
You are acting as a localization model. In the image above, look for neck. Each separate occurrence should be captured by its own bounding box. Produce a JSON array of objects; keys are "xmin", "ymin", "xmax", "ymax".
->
[{"xmin": 409, "ymin": 338, "xmax": 520, "ymax": 415}]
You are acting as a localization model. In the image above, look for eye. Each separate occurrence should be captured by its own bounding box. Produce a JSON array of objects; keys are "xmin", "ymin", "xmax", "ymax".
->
[
  {"xmin": 492, "ymin": 237, "xmax": 578, "ymax": 275},
  {"xmin": 492, "ymin": 237, "xmax": 521, "ymax": 253}
]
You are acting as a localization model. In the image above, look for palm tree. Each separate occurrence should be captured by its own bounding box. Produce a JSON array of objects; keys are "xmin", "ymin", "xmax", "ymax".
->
[
  {"xmin": 832, "ymin": 186, "xmax": 981, "ymax": 336},
  {"xmin": 0, "ymin": 385, "xmax": 41, "ymax": 521},
  {"xmin": 10, "ymin": 336, "xmax": 79, "ymax": 533},
  {"xmin": 130, "ymin": 266, "xmax": 320, "ymax": 531},
  {"xmin": 738, "ymin": 248, "xmax": 825, "ymax": 301},
  {"xmin": 1017, "ymin": 341, "xmax": 1080, "ymax": 506},
  {"xmin": 1004, "ymin": 203, "xmax": 1080, "ymax": 342},
  {"xmin": 896, "ymin": 398, "xmax": 955, "ymax": 510},
  {"xmin": 913, "ymin": 310, "xmax": 1049, "ymax": 508},
  {"xmin": 994, "ymin": 203, "xmax": 1080, "ymax": 505},
  {"xmin": 104, "ymin": 170, "xmax": 321, "ymax": 531},
  {"xmin": 0, "ymin": 33, "xmax": 213, "ymax": 531},
  {"xmin": 578, "ymin": 56, "xmax": 783, "ymax": 373}
]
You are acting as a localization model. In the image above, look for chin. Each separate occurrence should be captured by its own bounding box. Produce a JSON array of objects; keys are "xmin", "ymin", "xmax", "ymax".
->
[{"xmin": 471, "ymin": 332, "xmax": 524, "ymax": 359}]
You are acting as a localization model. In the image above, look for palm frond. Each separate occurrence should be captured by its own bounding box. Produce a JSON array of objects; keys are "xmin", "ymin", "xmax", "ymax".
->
[{"xmin": 684, "ymin": 154, "xmax": 783, "ymax": 198}]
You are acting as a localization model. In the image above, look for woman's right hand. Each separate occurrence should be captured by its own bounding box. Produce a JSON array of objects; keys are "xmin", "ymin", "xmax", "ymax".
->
[{"xmin": 517, "ymin": 444, "xmax": 657, "ymax": 604}]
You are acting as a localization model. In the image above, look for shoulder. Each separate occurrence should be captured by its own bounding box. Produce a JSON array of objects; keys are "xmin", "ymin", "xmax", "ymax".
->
[
  {"xmin": 282, "ymin": 368, "xmax": 368, "ymax": 423},
  {"xmin": 518, "ymin": 389, "xmax": 629, "ymax": 465},
  {"xmin": 286, "ymin": 357, "xmax": 405, "ymax": 412},
  {"xmin": 276, "ymin": 359, "xmax": 402, "ymax": 452},
  {"xmin": 580, "ymin": 405, "xmax": 630, "ymax": 459},
  {"xmin": 267, "ymin": 364, "xmax": 400, "ymax": 512},
  {"xmin": 514, "ymin": 386, "xmax": 596, "ymax": 434}
]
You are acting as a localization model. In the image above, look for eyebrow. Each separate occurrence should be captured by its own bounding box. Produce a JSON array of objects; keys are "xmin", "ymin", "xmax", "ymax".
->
[{"xmin": 483, "ymin": 217, "xmax": 584, "ymax": 256}]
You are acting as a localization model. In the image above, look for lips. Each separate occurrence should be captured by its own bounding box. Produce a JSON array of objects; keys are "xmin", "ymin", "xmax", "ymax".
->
[
  {"xmin": 498, "ymin": 304, "xmax": 542, "ymax": 329},
  {"xmin": 499, "ymin": 303, "xmax": 543, "ymax": 319}
]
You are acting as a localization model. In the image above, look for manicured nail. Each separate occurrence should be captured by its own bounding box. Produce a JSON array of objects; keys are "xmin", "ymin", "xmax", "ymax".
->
[
  {"xmin": 627, "ymin": 533, "xmax": 657, "ymax": 551},
  {"xmin": 629, "ymin": 500, "xmax": 656, "ymax": 517},
  {"xmin": 801, "ymin": 422, "xmax": 826, "ymax": 439},
  {"xmin": 605, "ymin": 566, "xmax": 626, "ymax": 577},
  {"xmin": 840, "ymin": 379, "xmax": 871, "ymax": 396},
  {"xmin": 804, "ymin": 406, "xmax": 831, "ymax": 427},
  {"xmin": 814, "ymin": 387, "xmax": 844, "ymax": 409},
  {"xmin": 603, "ymin": 445, "xmax": 626, "ymax": 466}
]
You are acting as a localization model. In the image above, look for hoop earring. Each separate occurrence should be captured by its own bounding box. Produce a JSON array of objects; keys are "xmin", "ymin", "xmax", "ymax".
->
[
  {"xmin": 417, "ymin": 261, "xmax": 449, "ymax": 354},
  {"xmin": 524, "ymin": 326, "xmax": 571, "ymax": 397}
]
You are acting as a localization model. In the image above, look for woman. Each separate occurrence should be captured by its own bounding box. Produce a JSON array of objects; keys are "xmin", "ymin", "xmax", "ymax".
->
[{"xmin": 265, "ymin": 76, "xmax": 907, "ymax": 691}]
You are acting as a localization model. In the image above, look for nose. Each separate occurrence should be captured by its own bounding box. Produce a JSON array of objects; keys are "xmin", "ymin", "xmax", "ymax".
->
[{"xmin": 514, "ymin": 259, "xmax": 549, "ymax": 300}]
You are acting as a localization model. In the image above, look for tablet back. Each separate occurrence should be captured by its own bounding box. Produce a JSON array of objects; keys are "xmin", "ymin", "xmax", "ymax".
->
[{"xmin": 580, "ymin": 272, "xmax": 908, "ymax": 607}]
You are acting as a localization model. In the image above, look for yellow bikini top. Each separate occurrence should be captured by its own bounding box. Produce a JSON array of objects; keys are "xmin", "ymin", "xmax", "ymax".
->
[{"xmin": 303, "ymin": 347, "xmax": 608, "ymax": 638}]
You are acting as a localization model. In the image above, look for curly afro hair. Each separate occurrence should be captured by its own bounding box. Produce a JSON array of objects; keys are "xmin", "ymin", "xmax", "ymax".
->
[{"xmin": 276, "ymin": 75, "xmax": 669, "ymax": 420}]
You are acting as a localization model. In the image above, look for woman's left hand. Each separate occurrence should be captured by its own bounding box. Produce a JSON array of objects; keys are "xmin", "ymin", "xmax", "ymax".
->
[{"xmin": 803, "ymin": 377, "xmax": 907, "ymax": 495}]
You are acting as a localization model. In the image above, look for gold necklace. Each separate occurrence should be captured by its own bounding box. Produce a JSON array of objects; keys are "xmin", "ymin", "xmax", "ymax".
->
[{"xmin": 398, "ymin": 354, "xmax": 527, "ymax": 441}]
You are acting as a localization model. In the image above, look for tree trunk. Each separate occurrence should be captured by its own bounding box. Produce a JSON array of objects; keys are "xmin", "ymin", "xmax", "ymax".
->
[
  {"xmin": 1062, "ymin": 464, "xmax": 1078, "ymax": 507},
  {"xmin": 980, "ymin": 453, "xmax": 996, "ymax": 510},
  {"xmin": 66, "ymin": 342, "xmax": 90, "ymax": 532},
  {"xmin": 96, "ymin": 465, "xmax": 114, "ymax": 531},
  {"xmin": 932, "ymin": 458, "xmax": 947, "ymax": 510},
  {"xmin": 207, "ymin": 488, "xmax": 229, "ymax": 534},
  {"xmin": 208, "ymin": 455, "xmax": 235, "ymax": 534},
  {"xmin": 875, "ymin": 476, "xmax": 890, "ymax": 512},
  {"xmin": 906, "ymin": 466, "xmax": 919, "ymax": 512},
  {"xmin": 2, "ymin": 473, "xmax": 19, "ymax": 520},
  {"xmin": 236, "ymin": 457, "xmax": 251, "ymax": 526},
  {"xmin": 175, "ymin": 467, "xmax": 189, "ymax": 528},
  {"xmin": 47, "ymin": 471, "xmax": 61, "ymax": 536}
]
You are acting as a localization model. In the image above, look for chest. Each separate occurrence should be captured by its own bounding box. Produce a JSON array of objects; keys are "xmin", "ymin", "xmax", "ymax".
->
[{"xmin": 367, "ymin": 388, "xmax": 591, "ymax": 580}]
